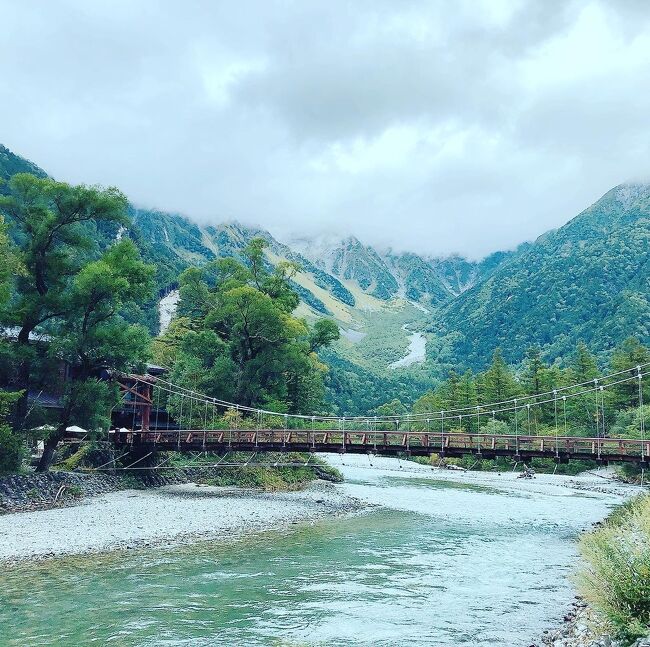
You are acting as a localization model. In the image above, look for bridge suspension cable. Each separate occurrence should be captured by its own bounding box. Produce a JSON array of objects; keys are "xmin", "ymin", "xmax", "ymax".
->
[
  {"xmin": 106, "ymin": 364, "xmax": 650, "ymax": 465},
  {"xmin": 136, "ymin": 365, "xmax": 650, "ymax": 427}
]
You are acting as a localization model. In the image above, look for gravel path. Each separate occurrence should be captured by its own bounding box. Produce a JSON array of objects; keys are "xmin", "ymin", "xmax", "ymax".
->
[{"xmin": 0, "ymin": 480, "xmax": 365, "ymax": 563}]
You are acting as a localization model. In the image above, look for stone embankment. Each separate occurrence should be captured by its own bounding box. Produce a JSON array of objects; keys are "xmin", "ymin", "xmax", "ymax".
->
[
  {"xmin": 0, "ymin": 471, "xmax": 121, "ymax": 513},
  {"xmin": 534, "ymin": 599, "xmax": 649, "ymax": 647}
]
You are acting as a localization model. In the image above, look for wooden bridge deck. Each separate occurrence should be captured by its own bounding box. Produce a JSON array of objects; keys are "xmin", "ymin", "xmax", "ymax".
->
[{"xmin": 110, "ymin": 429, "xmax": 650, "ymax": 464}]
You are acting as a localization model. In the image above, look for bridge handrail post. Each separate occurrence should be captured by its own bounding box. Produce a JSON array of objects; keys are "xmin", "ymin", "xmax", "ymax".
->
[
  {"xmin": 638, "ymin": 367, "xmax": 645, "ymax": 462},
  {"xmin": 514, "ymin": 399, "xmax": 519, "ymax": 457}
]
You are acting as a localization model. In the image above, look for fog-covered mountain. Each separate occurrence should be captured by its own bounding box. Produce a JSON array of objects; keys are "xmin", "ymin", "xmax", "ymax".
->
[
  {"xmin": 284, "ymin": 233, "xmax": 519, "ymax": 307},
  {"xmin": 2, "ymin": 142, "xmax": 649, "ymax": 412}
]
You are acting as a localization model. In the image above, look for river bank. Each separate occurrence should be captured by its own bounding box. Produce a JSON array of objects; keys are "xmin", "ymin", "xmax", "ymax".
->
[
  {"xmin": 536, "ymin": 596, "xmax": 649, "ymax": 647},
  {"xmin": 0, "ymin": 479, "xmax": 367, "ymax": 564},
  {"xmin": 0, "ymin": 471, "xmax": 123, "ymax": 513}
]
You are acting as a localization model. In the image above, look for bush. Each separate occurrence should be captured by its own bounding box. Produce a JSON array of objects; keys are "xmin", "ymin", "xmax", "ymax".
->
[
  {"xmin": 0, "ymin": 390, "xmax": 24, "ymax": 474},
  {"xmin": 577, "ymin": 495, "xmax": 650, "ymax": 644},
  {"xmin": 0, "ymin": 425, "xmax": 24, "ymax": 473}
]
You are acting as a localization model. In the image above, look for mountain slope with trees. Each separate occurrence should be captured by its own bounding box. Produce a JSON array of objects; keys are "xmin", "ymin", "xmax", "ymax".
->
[
  {"xmin": 432, "ymin": 183, "xmax": 650, "ymax": 369},
  {"xmin": 2, "ymin": 143, "xmax": 649, "ymax": 413}
]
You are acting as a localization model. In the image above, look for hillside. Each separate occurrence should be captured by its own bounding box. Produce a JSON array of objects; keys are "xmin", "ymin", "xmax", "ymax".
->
[
  {"xmin": 287, "ymin": 234, "xmax": 515, "ymax": 307},
  {"xmin": 432, "ymin": 183, "xmax": 650, "ymax": 367},
  {"xmin": 0, "ymin": 144, "xmax": 445, "ymax": 412},
  {"xmin": 0, "ymin": 145, "xmax": 47, "ymax": 190},
  {"xmin": 3, "ymin": 142, "xmax": 648, "ymax": 411}
]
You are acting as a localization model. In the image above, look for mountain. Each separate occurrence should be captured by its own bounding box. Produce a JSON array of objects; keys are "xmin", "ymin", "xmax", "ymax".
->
[
  {"xmin": 432, "ymin": 183, "xmax": 650, "ymax": 367},
  {"xmin": 286, "ymin": 234, "xmax": 516, "ymax": 307},
  {"xmin": 3, "ymin": 142, "xmax": 648, "ymax": 412},
  {"xmin": 0, "ymin": 145, "xmax": 47, "ymax": 190}
]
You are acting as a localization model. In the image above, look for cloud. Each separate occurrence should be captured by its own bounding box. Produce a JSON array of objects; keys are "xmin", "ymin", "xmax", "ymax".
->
[{"xmin": 0, "ymin": 0, "xmax": 649, "ymax": 258}]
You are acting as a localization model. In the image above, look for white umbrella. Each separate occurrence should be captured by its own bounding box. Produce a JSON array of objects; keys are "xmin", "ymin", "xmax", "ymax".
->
[{"xmin": 65, "ymin": 425, "xmax": 88, "ymax": 434}]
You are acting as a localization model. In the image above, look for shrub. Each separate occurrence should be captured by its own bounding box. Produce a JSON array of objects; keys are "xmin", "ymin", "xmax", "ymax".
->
[
  {"xmin": 0, "ymin": 390, "xmax": 24, "ymax": 474},
  {"xmin": 577, "ymin": 496, "xmax": 650, "ymax": 644}
]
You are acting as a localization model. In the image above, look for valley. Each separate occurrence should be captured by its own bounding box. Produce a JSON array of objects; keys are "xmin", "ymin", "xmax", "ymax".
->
[{"xmin": 1, "ymin": 143, "xmax": 649, "ymax": 416}]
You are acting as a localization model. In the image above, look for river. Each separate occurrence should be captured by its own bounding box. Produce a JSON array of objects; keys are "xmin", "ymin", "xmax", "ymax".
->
[
  {"xmin": 0, "ymin": 456, "xmax": 632, "ymax": 646},
  {"xmin": 389, "ymin": 325, "xmax": 426, "ymax": 369}
]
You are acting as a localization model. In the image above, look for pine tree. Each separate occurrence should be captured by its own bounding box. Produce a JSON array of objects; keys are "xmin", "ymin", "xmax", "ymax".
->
[
  {"xmin": 609, "ymin": 337, "xmax": 650, "ymax": 409},
  {"xmin": 567, "ymin": 342, "xmax": 601, "ymax": 435},
  {"xmin": 482, "ymin": 348, "xmax": 519, "ymax": 405}
]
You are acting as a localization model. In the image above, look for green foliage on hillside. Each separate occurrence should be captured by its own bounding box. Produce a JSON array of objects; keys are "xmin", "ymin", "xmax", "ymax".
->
[
  {"xmin": 321, "ymin": 349, "xmax": 431, "ymax": 416},
  {"xmin": 434, "ymin": 184, "xmax": 650, "ymax": 369},
  {"xmin": 0, "ymin": 144, "xmax": 48, "ymax": 192},
  {"xmin": 384, "ymin": 252, "xmax": 451, "ymax": 303}
]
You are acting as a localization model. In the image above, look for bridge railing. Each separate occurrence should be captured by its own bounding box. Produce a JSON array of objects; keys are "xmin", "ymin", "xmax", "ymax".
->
[{"xmin": 109, "ymin": 428, "xmax": 650, "ymax": 461}]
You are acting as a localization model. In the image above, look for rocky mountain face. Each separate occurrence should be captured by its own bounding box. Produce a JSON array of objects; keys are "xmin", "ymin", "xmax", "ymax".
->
[{"xmin": 285, "ymin": 233, "xmax": 517, "ymax": 308}]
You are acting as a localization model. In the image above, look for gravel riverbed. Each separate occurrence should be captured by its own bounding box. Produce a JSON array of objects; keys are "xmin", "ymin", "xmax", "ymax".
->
[{"xmin": 0, "ymin": 480, "xmax": 366, "ymax": 564}]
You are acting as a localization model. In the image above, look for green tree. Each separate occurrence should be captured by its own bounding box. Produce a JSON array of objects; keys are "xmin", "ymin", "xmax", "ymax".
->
[
  {"xmin": 567, "ymin": 342, "xmax": 601, "ymax": 434},
  {"xmin": 458, "ymin": 369, "xmax": 477, "ymax": 431},
  {"xmin": 0, "ymin": 174, "xmax": 129, "ymax": 426},
  {"xmin": 170, "ymin": 239, "xmax": 337, "ymax": 415},
  {"xmin": 36, "ymin": 240, "xmax": 153, "ymax": 470},
  {"xmin": 482, "ymin": 348, "xmax": 520, "ymax": 408},
  {"xmin": 0, "ymin": 390, "xmax": 23, "ymax": 474},
  {"xmin": 522, "ymin": 345, "xmax": 554, "ymax": 428},
  {"xmin": 571, "ymin": 342, "xmax": 600, "ymax": 382},
  {"xmin": 376, "ymin": 398, "xmax": 407, "ymax": 417},
  {"xmin": 0, "ymin": 215, "xmax": 21, "ymax": 306},
  {"xmin": 440, "ymin": 369, "xmax": 461, "ymax": 411},
  {"xmin": 609, "ymin": 337, "xmax": 650, "ymax": 409},
  {"xmin": 309, "ymin": 319, "xmax": 340, "ymax": 352}
]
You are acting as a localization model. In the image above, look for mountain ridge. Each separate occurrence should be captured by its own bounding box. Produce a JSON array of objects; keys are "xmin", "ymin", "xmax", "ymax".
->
[
  {"xmin": 1, "ymin": 143, "xmax": 648, "ymax": 406},
  {"xmin": 433, "ymin": 182, "xmax": 650, "ymax": 368}
]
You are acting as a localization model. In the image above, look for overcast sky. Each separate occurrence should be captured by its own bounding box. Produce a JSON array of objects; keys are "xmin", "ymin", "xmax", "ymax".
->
[{"xmin": 1, "ymin": 0, "xmax": 649, "ymax": 258}]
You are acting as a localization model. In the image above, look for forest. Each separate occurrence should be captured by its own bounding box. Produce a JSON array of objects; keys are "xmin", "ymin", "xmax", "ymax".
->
[
  {"xmin": 0, "ymin": 174, "xmax": 339, "ymax": 474},
  {"xmin": 0, "ymin": 172, "xmax": 648, "ymax": 478}
]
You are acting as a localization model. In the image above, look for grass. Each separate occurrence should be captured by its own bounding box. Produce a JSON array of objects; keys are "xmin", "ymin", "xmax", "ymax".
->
[
  {"xmin": 577, "ymin": 494, "xmax": 650, "ymax": 644},
  {"xmin": 165, "ymin": 451, "xmax": 343, "ymax": 491}
]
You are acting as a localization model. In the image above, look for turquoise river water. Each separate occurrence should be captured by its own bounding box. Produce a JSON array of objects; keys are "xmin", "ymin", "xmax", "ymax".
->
[{"xmin": 0, "ymin": 457, "xmax": 631, "ymax": 646}]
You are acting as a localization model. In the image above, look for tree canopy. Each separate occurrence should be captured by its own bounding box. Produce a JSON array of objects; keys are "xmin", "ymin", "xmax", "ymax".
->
[
  {"xmin": 0, "ymin": 175, "xmax": 154, "ymax": 470},
  {"xmin": 154, "ymin": 238, "xmax": 339, "ymax": 415}
]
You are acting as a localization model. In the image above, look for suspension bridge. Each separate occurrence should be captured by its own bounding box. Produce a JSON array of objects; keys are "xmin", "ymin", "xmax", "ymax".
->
[{"xmin": 102, "ymin": 363, "xmax": 650, "ymax": 467}]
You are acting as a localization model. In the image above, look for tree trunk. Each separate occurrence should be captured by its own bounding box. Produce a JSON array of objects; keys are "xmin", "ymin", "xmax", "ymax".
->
[
  {"xmin": 36, "ymin": 434, "xmax": 60, "ymax": 472},
  {"xmin": 13, "ymin": 325, "xmax": 33, "ymax": 428},
  {"xmin": 37, "ymin": 395, "xmax": 74, "ymax": 472}
]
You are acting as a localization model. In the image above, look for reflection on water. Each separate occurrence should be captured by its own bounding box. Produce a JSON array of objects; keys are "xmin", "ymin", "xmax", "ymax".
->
[{"xmin": 0, "ymin": 460, "xmax": 628, "ymax": 647}]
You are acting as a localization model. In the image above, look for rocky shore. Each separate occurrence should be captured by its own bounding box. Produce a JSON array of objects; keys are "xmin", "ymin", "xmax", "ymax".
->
[
  {"xmin": 534, "ymin": 598, "xmax": 649, "ymax": 647},
  {"xmin": 0, "ymin": 479, "xmax": 367, "ymax": 564},
  {"xmin": 0, "ymin": 471, "xmax": 122, "ymax": 513}
]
